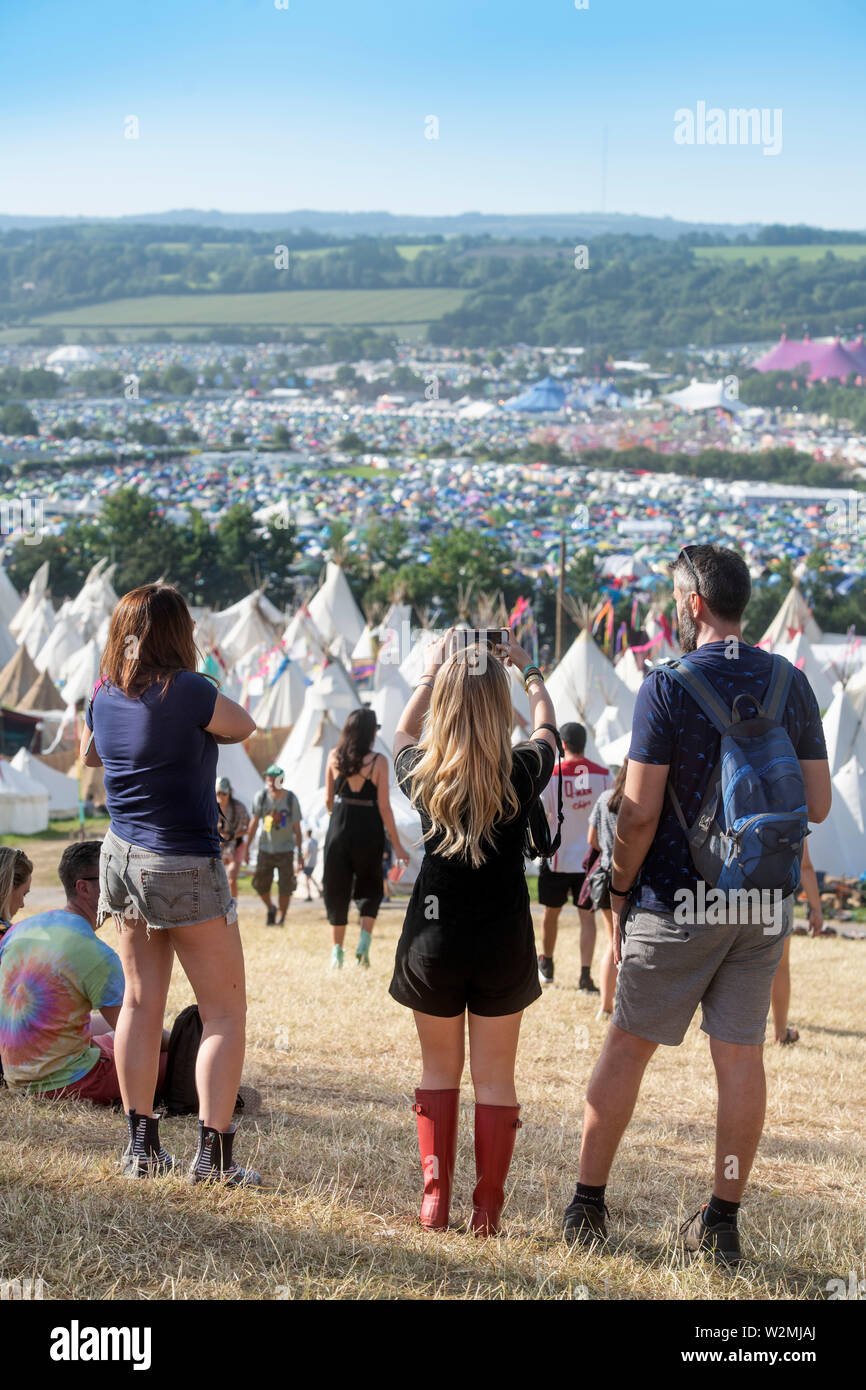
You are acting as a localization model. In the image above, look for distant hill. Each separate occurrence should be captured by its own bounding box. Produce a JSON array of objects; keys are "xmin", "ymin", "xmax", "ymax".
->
[{"xmin": 0, "ymin": 209, "xmax": 764, "ymax": 241}]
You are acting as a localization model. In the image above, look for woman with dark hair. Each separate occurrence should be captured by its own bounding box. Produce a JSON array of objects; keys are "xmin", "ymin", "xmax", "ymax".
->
[
  {"xmin": 586, "ymin": 757, "xmax": 628, "ymax": 1020},
  {"xmin": 390, "ymin": 630, "xmax": 557, "ymax": 1236},
  {"xmin": 80, "ymin": 583, "xmax": 260, "ymax": 1186},
  {"xmin": 322, "ymin": 706, "xmax": 408, "ymax": 969}
]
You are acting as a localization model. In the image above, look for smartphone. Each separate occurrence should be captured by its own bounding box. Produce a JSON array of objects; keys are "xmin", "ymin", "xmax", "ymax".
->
[{"xmin": 485, "ymin": 628, "xmax": 511, "ymax": 647}]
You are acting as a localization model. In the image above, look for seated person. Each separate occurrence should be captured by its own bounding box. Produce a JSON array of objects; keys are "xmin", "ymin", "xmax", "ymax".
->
[
  {"xmin": 0, "ymin": 847, "xmax": 33, "ymax": 1085},
  {"xmin": 0, "ymin": 841, "xmax": 168, "ymax": 1107},
  {"xmin": 0, "ymin": 847, "xmax": 33, "ymax": 938}
]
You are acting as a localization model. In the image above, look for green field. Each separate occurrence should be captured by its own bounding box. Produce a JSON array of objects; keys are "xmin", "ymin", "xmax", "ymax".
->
[
  {"xmin": 30, "ymin": 287, "xmax": 466, "ymax": 330},
  {"xmin": 695, "ymin": 244, "xmax": 866, "ymax": 265}
]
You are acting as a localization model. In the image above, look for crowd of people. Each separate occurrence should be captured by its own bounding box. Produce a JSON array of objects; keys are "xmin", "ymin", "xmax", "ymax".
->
[{"xmin": 0, "ymin": 544, "xmax": 833, "ymax": 1261}]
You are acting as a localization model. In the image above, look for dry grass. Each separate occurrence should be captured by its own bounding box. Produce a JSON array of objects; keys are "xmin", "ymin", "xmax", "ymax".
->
[{"xmin": 1, "ymin": 870, "xmax": 864, "ymax": 1302}]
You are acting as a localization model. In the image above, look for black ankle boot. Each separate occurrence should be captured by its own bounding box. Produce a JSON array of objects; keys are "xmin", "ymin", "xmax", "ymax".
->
[
  {"xmin": 122, "ymin": 1110, "xmax": 176, "ymax": 1178},
  {"xmin": 188, "ymin": 1120, "xmax": 262, "ymax": 1187}
]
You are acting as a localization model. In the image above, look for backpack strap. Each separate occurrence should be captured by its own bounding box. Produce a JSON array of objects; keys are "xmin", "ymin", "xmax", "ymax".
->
[
  {"xmin": 764, "ymin": 654, "xmax": 795, "ymax": 722},
  {"xmin": 534, "ymin": 723, "xmax": 565, "ymax": 854},
  {"xmin": 658, "ymin": 656, "xmax": 731, "ymax": 734},
  {"xmin": 657, "ymin": 658, "xmax": 727, "ymax": 836}
]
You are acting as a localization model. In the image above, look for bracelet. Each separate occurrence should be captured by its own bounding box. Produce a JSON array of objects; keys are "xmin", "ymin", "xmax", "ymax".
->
[
  {"xmin": 610, "ymin": 881, "xmax": 635, "ymax": 897},
  {"xmin": 415, "ymin": 680, "xmax": 435, "ymax": 691}
]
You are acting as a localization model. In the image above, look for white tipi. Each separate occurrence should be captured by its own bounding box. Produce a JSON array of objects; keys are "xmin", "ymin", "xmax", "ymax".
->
[
  {"xmin": 759, "ymin": 585, "xmax": 823, "ymax": 649},
  {"xmin": 546, "ymin": 628, "xmax": 636, "ymax": 734}
]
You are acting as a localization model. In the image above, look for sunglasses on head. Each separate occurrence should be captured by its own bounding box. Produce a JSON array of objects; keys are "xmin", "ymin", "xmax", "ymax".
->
[{"xmin": 676, "ymin": 544, "xmax": 702, "ymax": 599}]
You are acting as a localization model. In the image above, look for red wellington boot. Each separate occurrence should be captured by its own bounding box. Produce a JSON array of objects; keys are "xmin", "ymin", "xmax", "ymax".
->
[
  {"xmin": 471, "ymin": 1103, "xmax": 522, "ymax": 1237},
  {"xmin": 412, "ymin": 1088, "xmax": 460, "ymax": 1230}
]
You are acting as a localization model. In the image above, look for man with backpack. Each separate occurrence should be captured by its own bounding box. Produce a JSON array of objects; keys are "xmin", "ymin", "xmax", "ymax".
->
[{"xmin": 562, "ymin": 544, "xmax": 832, "ymax": 1265}]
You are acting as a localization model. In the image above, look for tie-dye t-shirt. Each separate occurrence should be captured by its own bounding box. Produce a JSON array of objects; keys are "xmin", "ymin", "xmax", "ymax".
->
[{"xmin": 0, "ymin": 909, "xmax": 124, "ymax": 1092}]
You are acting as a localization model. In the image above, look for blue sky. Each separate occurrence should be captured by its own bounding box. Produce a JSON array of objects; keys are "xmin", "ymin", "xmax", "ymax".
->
[{"xmin": 1, "ymin": 0, "xmax": 864, "ymax": 226}]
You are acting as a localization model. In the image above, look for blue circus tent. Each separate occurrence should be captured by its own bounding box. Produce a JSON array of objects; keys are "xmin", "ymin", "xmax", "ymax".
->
[{"xmin": 502, "ymin": 376, "xmax": 567, "ymax": 412}]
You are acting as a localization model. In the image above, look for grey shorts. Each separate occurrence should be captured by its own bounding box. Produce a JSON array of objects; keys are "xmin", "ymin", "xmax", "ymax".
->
[
  {"xmin": 98, "ymin": 827, "xmax": 238, "ymax": 932},
  {"xmin": 612, "ymin": 897, "xmax": 793, "ymax": 1047}
]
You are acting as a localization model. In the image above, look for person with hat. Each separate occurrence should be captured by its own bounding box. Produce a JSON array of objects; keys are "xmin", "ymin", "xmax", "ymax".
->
[
  {"xmin": 215, "ymin": 777, "xmax": 248, "ymax": 901},
  {"xmin": 246, "ymin": 766, "xmax": 303, "ymax": 926}
]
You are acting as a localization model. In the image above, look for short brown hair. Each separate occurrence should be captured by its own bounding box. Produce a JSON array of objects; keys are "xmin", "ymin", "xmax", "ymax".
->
[{"xmin": 99, "ymin": 584, "xmax": 206, "ymax": 696}]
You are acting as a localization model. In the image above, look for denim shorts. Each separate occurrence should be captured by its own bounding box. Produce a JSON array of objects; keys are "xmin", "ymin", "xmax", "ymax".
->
[{"xmin": 98, "ymin": 828, "xmax": 238, "ymax": 932}]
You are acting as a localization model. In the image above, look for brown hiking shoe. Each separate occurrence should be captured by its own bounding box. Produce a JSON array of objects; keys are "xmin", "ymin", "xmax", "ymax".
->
[{"xmin": 680, "ymin": 1205, "xmax": 741, "ymax": 1266}]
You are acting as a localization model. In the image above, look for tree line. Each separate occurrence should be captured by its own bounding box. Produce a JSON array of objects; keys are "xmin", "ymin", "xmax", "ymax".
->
[{"xmin": 4, "ymin": 227, "xmax": 866, "ymax": 354}]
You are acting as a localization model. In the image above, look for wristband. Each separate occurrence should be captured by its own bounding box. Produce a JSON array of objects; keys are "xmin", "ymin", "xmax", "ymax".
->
[
  {"xmin": 610, "ymin": 882, "xmax": 635, "ymax": 897},
  {"xmin": 415, "ymin": 680, "xmax": 435, "ymax": 691}
]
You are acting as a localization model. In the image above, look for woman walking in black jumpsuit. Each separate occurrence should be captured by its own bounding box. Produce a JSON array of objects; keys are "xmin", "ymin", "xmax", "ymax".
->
[
  {"xmin": 323, "ymin": 708, "xmax": 408, "ymax": 969},
  {"xmin": 390, "ymin": 629, "xmax": 557, "ymax": 1236}
]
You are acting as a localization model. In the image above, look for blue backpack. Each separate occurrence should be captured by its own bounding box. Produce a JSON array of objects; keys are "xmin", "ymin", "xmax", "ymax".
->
[{"xmin": 660, "ymin": 653, "xmax": 808, "ymax": 897}]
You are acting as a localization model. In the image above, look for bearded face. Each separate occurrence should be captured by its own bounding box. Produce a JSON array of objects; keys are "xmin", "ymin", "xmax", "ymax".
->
[{"xmin": 677, "ymin": 593, "xmax": 699, "ymax": 654}]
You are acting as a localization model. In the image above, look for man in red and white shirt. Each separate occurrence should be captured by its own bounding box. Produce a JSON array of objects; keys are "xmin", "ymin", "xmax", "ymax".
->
[{"xmin": 536, "ymin": 723, "xmax": 610, "ymax": 990}]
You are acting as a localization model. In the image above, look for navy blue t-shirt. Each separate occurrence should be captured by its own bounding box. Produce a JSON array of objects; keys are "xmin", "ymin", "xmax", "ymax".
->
[
  {"xmin": 628, "ymin": 642, "xmax": 827, "ymax": 913},
  {"xmin": 87, "ymin": 671, "xmax": 220, "ymax": 856}
]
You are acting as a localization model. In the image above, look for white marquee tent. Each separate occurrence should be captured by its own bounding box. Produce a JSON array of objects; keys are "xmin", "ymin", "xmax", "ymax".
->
[
  {"xmin": 11, "ymin": 748, "xmax": 80, "ymax": 818},
  {"xmin": 0, "ymin": 758, "xmax": 50, "ymax": 834}
]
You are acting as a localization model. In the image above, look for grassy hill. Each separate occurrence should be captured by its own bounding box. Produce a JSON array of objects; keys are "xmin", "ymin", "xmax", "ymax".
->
[
  {"xmin": 694, "ymin": 244, "xmax": 866, "ymax": 265},
  {"xmin": 30, "ymin": 287, "xmax": 466, "ymax": 331}
]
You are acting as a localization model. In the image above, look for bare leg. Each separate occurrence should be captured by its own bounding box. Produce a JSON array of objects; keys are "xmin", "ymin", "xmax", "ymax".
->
[
  {"xmin": 541, "ymin": 906, "xmax": 561, "ymax": 958},
  {"xmin": 171, "ymin": 915, "xmax": 247, "ymax": 1132},
  {"xmin": 579, "ymin": 908, "xmax": 597, "ymax": 970},
  {"xmin": 709, "ymin": 1038, "xmax": 766, "ymax": 1202},
  {"xmin": 331, "ymin": 922, "xmax": 347, "ymax": 947},
  {"xmin": 360, "ymin": 913, "xmax": 375, "ymax": 938},
  {"xmin": 413, "ymin": 1011, "xmax": 465, "ymax": 1089},
  {"xmin": 770, "ymin": 937, "xmax": 795, "ymax": 1042},
  {"xmin": 113, "ymin": 919, "xmax": 175, "ymax": 1116},
  {"xmin": 599, "ymin": 909, "xmax": 616, "ymax": 1013},
  {"xmin": 467, "ymin": 1011, "xmax": 523, "ymax": 1105},
  {"xmin": 579, "ymin": 1024, "xmax": 658, "ymax": 1185}
]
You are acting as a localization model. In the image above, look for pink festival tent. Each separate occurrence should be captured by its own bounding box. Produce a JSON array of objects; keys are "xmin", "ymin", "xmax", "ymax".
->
[{"xmin": 754, "ymin": 333, "xmax": 862, "ymax": 383}]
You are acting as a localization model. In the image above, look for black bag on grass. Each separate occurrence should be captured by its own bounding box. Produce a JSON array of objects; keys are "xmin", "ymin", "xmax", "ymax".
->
[
  {"xmin": 159, "ymin": 1005, "xmax": 255, "ymax": 1117},
  {"xmin": 160, "ymin": 1004, "xmax": 203, "ymax": 1116}
]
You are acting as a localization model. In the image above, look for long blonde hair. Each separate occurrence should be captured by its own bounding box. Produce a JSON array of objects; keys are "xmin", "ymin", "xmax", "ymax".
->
[
  {"xmin": 407, "ymin": 648, "xmax": 540, "ymax": 868},
  {"xmin": 0, "ymin": 847, "xmax": 32, "ymax": 924}
]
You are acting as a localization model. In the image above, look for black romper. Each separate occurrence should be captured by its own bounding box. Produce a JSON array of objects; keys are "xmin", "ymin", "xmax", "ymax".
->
[
  {"xmin": 389, "ymin": 738, "xmax": 555, "ymax": 1018},
  {"xmin": 322, "ymin": 754, "xmax": 386, "ymax": 926}
]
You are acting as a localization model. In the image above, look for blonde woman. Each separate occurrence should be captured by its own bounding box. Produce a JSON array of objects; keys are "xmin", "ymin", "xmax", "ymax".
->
[
  {"xmin": 390, "ymin": 629, "xmax": 557, "ymax": 1235},
  {"xmin": 0, "ymin": 848, "xmax": 33, "ymax": 938}
]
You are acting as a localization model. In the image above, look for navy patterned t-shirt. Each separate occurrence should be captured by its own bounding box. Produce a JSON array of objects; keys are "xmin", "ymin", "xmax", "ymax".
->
[{"xmin": 628, "ymin": 641, "xmax": 827, "ymax": 913}]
